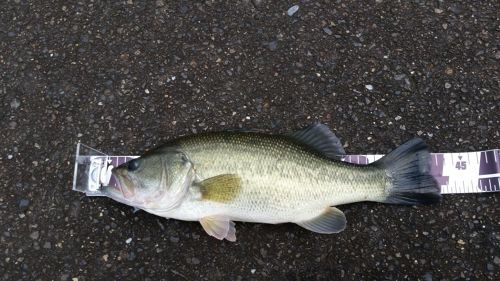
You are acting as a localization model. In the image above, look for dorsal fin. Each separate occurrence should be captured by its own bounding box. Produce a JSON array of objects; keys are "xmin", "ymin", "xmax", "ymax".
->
[{"xmin": 289, "ymin": 123, "xmax": 346, "ymax": 160}]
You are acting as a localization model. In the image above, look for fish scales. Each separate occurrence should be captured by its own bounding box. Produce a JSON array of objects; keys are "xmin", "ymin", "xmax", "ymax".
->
[{"xmin": 164, "ymin": 132, "xmax": 387, "ymax": 222}]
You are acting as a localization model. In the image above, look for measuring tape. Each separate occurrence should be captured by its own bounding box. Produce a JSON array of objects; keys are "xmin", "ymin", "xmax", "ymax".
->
[{"xmin": 73, "ymin": 143, "xmax": 500, "ymax": 196}]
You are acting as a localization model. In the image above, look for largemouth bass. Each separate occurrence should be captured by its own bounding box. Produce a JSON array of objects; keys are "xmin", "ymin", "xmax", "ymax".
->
[{"xmin": 104, "ymin": 124, "xmax": 441, "ymax": 241}]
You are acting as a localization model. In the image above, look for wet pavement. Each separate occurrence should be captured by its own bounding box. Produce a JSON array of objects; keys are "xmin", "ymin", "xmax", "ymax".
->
[{"xmin": 1, "ymin": 1, "xmax": 499, "ymax": 280}]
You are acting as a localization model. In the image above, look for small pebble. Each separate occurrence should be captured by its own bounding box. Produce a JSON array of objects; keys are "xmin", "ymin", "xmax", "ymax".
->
[
  {"xmin": 394, "ymin": 74, "xmax": 406, "ymax": 80},
  {"xmin": 267, "ymin": 41, "xmax": 278, "ymax": 51},
  {"xmin": 127, "ymin": 251, "xmax": 136, "ymax": 261},
  {"xmin": 10, "ymin": 99, "xmax": 20, "ymax": 109},
  {"xmin": 30, "ymin": 231, "xmax": 40, "ymax": 240},
  {"xmin": 19, "ymin": 199, "xmax": 30, "ymax": 210},
  {"xmin": 252, "ymin": 0, "xmax": 262, "ymax": 7},
  {"xmin": 493, "ymin": 256, "xmax": 500, "ymax": 265},
  {"xmin": 287, "ymin": 5, "xmax": 299, "ymax": 16},
  {"xmin": 7, "ymin": 155, "xmax": 13, "ymax": 159},
  {"xmin": 125, "ymin": 238, "xmax": 132, "ymax": 244},
  {"xmin": 323, "ymin": 27, "xmax": 333, "ymax": 35},
  {"xmin": 365, "ymin": 84, "xmax": 374, "ymax": 91},
  {"xmin": 445, "ymin": 82, "xmax": 451, "ymax": 89},
  {"xmin": 422, "ymin": 272, "xmax": 432, "ymax": 281},
  {"xmin": 449, "ymin": 3, "xmax": 463, "ymax": 15}
]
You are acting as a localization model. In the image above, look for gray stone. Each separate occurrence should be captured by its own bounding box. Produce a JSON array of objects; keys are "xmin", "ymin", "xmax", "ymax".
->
[
  {"xmin": 287, "ymin": 5, "xmax": 299, "ymax": 16},
  {"xmin": 29, "ymin": 231, "xmax": 39, "ymax": 240},
  {"xmin": 494, "ymin": 256, "xmax": 500, "ymax": 265},
  {"xmin": 19, "ymin": 199, "xmax": 30, "ymax": 210},
  {"xmin": 323, "ymin": 27, "xmax": 333, "ymax": 35},
  {"xmin": 10, "ymin": 99, "xmax": 20, "ymax": 109}
]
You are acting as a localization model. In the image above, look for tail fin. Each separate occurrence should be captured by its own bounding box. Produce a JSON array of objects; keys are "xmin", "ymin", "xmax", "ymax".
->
[{"xmin": 373, "ymin": 138, "xmax": 441, "ymax": 205}]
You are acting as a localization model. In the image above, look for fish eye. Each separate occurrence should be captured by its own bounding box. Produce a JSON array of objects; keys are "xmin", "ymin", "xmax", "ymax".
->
[{"xmin": 127, "ymin": 159, "xmax": 140, "ymax": 171}]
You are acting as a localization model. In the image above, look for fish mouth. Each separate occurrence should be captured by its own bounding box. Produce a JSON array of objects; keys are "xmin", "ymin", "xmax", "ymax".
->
[{"xmin": 109, "ymin": 168, "xmax": 136, "ymax": 200}]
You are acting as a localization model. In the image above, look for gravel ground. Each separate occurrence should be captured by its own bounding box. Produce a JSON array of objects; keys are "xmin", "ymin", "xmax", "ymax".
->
[{"xmin": 1, "ymin": 1, "xmax": 499, "ymax": 280}]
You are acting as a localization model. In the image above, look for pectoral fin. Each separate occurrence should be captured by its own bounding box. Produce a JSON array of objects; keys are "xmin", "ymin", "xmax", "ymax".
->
[
  {"xmin": 296, "ymin": 207, "xmax": 346, "ymax": 234},
  {"xmin": 200, "ymin": 216, "xmax": 236, "ymax": 242},
  {"xmin": 199, "ymin": 174, "xmax": 242, "ymax": 203}
]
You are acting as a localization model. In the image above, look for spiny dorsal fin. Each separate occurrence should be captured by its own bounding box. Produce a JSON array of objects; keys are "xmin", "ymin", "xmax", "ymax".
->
[
  {"xmin": 289, "ymin": 123, "xmax": 346, "ymax": 160},
  {"xmin": 296, "ymin": 207, "xmax": 346, "ymax": 234},
  {"xmin": 199, "ymin": 174, "xmax": 242, "ymax": 203}
]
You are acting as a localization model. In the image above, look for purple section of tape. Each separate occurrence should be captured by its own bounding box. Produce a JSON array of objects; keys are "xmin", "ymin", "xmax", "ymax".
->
[
  {"xmin": 342, "ymin": 155, "xmax": 370, "ymax": 165},
  {"xmin": 478, "ymin": 150, "xmax": 500, "ymax": 192},
  {"xmin": 479, "ymin": 150, "xmax": 499, "ymax": 175},
  {"xmin": 429, "ymin": 154, "xmax": 449, "ymax": 186}
]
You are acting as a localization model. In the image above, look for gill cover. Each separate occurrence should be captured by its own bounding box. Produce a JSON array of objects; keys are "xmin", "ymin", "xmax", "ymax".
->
[
  {"xmin": 157, "ymin": 150, "xmax": 195, "ymax": 212},
  {"xmin": 112, "ymin": 148, "xmax": 195, "ymax": 214}
]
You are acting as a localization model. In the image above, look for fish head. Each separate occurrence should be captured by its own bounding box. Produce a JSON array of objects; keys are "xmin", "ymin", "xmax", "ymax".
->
[{"xmin": 107, "ymin": 149, "xmax": 193, "ymax": 211}]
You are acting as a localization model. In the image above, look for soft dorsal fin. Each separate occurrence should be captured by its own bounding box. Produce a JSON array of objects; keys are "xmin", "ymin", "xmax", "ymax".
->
[
  {"xmin": 296, "ymin": 207, "xmax": 346, "ymax": 234},
  {"xmin": 198, "ymin": 174, "xmax": 242, "ymax": 203},
  {"xmin": 289, "ymin": 123, "xmax": 346, "ymax": 160}
]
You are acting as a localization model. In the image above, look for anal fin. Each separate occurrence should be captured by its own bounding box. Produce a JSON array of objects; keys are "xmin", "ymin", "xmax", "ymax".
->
[{"xmin": 296, "ymin": 207, "xmax": 346, "ymax": 234}]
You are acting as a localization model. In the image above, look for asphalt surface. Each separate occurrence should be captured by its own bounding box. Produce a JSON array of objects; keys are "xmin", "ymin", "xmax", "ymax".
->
[{"xmin": 1, "ymin": 1, "xmax": 499, "ymax": 280}]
